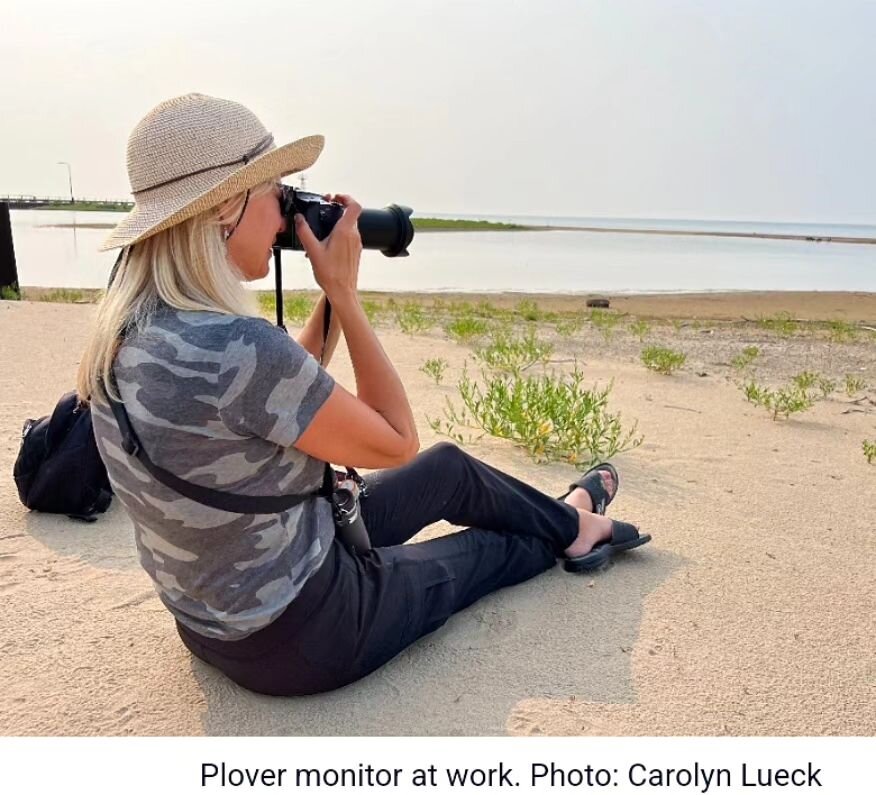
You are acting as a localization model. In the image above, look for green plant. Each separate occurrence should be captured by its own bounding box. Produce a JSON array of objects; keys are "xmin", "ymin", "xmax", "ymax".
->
[
  {"xmin": 589, "ymin": 309, "xmax": 621, "ymax": 341},
  {"xmin": 790, "ymin": 371, "xmax": 835, "ymax": 399},
  {"xmin": 395, "ymin": 301, "xmax": 430, "ymax": 335},
  {"xmin": 791, "ymin": 371, "xmax": 818, "ymax": 391},
  {"xmin": 420, "ymin": 357, "xmax": 449, "ymax": 385},
  {"xmin": 473, "ymin": 300, "xmax": 505, "ymax": 319},
  {"xmin": 516, "ymin": 299, "xmax": 543, "ymax": 322},
  {"xmin": 731, "ymin": 346, "xmax": 760, "ymax": 371},
  {"xmin": 757, "ymin": 312, "xmax": 798, "ymax": 337},
  {"xmin": 257, "ymin": 292, "xmax": 276, "ymax": 316},
  {"xmin": 844, "ymin": 375, "xmax": 867, "ymax": 396},
  {"xmin": 825, "ymin": 320, "xmax": 858, "ymax": 343},
  {"xmin": 641, "ymin": 345, "xmax": 687, "ymax": 375},
  {"xmin": 445, "ymin": 315, "xmax": 489, "ymax": 344},
  {"xmin": 436, "ymin": 366, "xmax": 642, "ymax": 466},
  {"xmin": 863, "ymin": 439, "xmax": 876, "ymax": 464},
  {"xmin": 629, "ymin": 319, "xmax": 651, "ymax": 342},
  {"xmin": 0, "ymin": 285, "xmax": 20, "ymax": 300},
  {"xmin": 474, "ymin": 327, "xmax": 553, "ymax": 376},
  {"xmin": 361, "ymin": 299, "xmax": 382, "ymax": 324},
  {"xmin": 741, "ymin": 380, "xmax": 816, "ymax": 421},
  {"xmin": 817, "ymin": 377, "xmax": 836, "ymax": 399},
  {"xmin": 37, "ymin": 288, "xmax": 86, "ymax": 303},
  {"xmin": 553, "ymin": 314, "xmax": 583, "ymax": 337},
  {"xmin": 283, "ymin": 293, "xmax": 313, "ymax": 325}
]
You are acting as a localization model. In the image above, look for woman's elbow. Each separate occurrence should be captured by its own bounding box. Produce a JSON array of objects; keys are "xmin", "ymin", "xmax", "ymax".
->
[{"xmin": 389, "ymin": 433, "xmax": 420, "ymax": 467}]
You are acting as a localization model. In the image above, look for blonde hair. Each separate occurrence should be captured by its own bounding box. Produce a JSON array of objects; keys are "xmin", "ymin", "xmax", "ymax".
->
[{"xmin": 77, "ymin": 180, "xmax": 276, "ymax": 403}]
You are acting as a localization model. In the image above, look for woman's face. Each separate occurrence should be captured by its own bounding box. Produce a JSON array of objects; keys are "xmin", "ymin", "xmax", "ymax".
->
[{"xmin": 225, "ymin": 183, "xmax": 285, "ymax": 281}]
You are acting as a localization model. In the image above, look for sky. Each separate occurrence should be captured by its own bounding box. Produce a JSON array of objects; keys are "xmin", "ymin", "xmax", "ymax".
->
[{"xmin": 2, "ymin": 0, "xmax": 875, "ymax": 223}]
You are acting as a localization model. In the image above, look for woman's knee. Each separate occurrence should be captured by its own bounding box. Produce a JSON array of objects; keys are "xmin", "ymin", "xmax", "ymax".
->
[{"xmin": 420, "ymin": 441, "xmax": 473, "ymax": 484}]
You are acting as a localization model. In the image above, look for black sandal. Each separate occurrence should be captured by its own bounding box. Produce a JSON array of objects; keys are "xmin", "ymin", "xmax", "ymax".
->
[
  {"xmin": 564, "ymin": 520, "xmax": 652, "ymax": 572},
  {"xmin": 557, "ymin": 462, "xmax": 619, "ymax": 515}
]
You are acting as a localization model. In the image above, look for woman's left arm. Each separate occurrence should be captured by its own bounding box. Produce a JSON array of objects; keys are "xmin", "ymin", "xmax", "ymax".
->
[{"xmin": 296, "ymin": 293, "xmax": 342, "ymax": 366}]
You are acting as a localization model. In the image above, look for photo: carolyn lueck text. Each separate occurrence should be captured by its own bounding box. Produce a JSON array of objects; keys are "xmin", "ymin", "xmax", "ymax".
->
[{"xmin": 0, "ymin": 0, "xmax": 873, "ymax": 781}]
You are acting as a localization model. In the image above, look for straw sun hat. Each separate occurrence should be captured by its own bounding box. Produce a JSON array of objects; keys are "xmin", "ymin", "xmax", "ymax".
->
[{"xmin": 100, "ymin": 93, "xmax": 324, "ymax": 251}]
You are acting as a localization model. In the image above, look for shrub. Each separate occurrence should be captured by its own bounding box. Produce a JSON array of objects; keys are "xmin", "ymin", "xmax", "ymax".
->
[
  {"xmin": 757, "ymin": 312, "xmax": 798, "ymax": 337},
  {"xmin": 731, "ymin": 346, "xmax": 760, "ymax": 371},
  {"xmin": 589, "ymin": 309, "xmax": 621, "ymax": 341},
  {"xmin": 37, "ymin": 288, "xmax": 86, "ymax": 303},
  {"xmin": 844, "ymin": 375, "xmax": 867, "ymax": 396},
  {"xmin": 825, "ymin": 320, "xmax": 858, "ymax": 343},
  {"xmin": 791, "ymin": 371, "xmax": 835, "ymax": 399},
  {"xmin": 864, "ymin": 439, "xmax": 876, "ymax": 465},
  {"xmin": 629, "ymin": 319, "xmax": 651, "ymax": 342},
  {"xmin": 641, "ymin": 345, "xmax": 687, "ymax": 375},
  {"xmin": 257, "ymin": 292, "xmax": 276, "ymax": 317},
  {"xmin": 553, "ymin": 314, "xmax": 584, "ymax": 337},
  {"xmin": 445, "ymin": 315, "xmax": 489, "ymax": 344},
  {"xmin": 0, "ymin": 285, "xmax": 20, "ymax": 300},
  {"xmin": 516, "ymin": 299, "xmax": 543, "ymax": 322},
  {"xmin": 361, "ymin": 299, "xmax": 382, "ymax": 324},
  {"xmin": 395, "ymin": 301, "xmax": 430, "ymax": 335},
  {"xmin": 432, "ymin": 366, "xmax": 643, "ymax": 466},
  {"xmin": 791, "ymin": 371, "xmax": 818, "ymax": 391},
  {"xmin": 474, "ymin": 327, "xmax": 553, "ymax": 376},
  {"xmin": 284, "ymin": 293, "xmax": 313, "ymax": 325},
  {"xmin": 420, "ymin": 357, "xmax": 449, "ymax": 385},
  {"xmin": 741, "ymin": 379, "xmax": 815, "ymax": 421}
]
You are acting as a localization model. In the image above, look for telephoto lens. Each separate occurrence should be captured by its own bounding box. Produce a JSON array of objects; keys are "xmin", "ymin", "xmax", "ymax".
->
[{"xmin": 274, "ymin": 186, "xmax": 414, "ymax": 257}]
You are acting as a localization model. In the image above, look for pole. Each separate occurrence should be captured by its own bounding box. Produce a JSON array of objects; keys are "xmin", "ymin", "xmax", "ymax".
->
[
  {"xmin": 57, "ymin": 161, "xmax": 74, "ymax": 204},
  {"xmin": 0, "ymin": 202, "xmax": 20, "ymax": 299}
]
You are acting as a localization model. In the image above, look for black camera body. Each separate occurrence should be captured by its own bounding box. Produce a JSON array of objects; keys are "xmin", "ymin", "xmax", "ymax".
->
[{"xmin": 274, "ymin": 186, "xmax": 414, "ymax": 258}]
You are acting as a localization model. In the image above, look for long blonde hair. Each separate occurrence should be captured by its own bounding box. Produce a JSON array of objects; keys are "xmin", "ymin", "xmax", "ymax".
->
[{"xmin": 77, "ymin": 181, "xmax": 275, "ymax": 403}]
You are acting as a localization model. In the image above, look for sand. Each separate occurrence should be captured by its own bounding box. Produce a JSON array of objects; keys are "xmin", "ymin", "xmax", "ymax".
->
[{"xmin": 0, "ymin": 292, "xmax": 874, "ymax": 736}]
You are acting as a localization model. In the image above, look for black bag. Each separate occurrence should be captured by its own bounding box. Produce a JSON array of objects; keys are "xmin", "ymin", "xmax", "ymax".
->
[{"xmin": 13, "ymin": 391, "xmax": 113, "ymax": 522}]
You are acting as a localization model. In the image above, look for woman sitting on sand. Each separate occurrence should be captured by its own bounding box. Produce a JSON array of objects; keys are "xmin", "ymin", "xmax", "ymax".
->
[{"xmin": 77, "ymin": 93, "xmax": 650, "ymax": 696}]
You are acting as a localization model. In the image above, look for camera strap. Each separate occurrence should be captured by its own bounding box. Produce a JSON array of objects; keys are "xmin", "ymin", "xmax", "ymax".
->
[
  {"xmin": 104, "ymin": 247, "xmax": 355, "ymax": 516},
  {"xmin": 105, "ymin": 380, "xmax": 336, "ymax": 514}
]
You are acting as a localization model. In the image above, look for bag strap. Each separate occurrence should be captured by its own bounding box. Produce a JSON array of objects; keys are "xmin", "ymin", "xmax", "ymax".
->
[
  {"xmin": 106, "ymin": 389, "xmax": 335, "ymax": 514},
  {"xmin": 104, "ymin": 245, "xmax": 348, "ymax": 515}
]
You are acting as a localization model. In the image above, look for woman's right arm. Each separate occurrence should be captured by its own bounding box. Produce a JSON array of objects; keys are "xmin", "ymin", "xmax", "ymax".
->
[{"xmin": 291, "ymin": 196, "xmax": 419, "ymax": 469}]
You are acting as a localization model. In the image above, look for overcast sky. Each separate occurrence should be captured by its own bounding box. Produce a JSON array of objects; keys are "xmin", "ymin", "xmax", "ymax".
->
[{"xmin": 2, "ymin": 0, "xmax": 875, "ymax": 223}]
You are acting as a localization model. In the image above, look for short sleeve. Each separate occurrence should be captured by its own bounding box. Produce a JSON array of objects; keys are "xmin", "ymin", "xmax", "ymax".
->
[{"xmin": 218, "ymin": 317, "xmax": 335, "ymax": 446}]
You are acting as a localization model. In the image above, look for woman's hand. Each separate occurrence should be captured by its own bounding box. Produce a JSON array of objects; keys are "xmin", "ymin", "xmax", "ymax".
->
[{"xmin": 294, "ymin": 194, "xmax": 362, "ymax": 300}]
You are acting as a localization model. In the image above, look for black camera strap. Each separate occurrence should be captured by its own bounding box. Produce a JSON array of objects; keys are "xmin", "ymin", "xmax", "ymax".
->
[
  {"xmin": 106, "ymin": 389, "xmax": 335, "ymax": 514},
  {"xmin": 105, "ymin": 246, "xmax": 339, "ymax": 515}
]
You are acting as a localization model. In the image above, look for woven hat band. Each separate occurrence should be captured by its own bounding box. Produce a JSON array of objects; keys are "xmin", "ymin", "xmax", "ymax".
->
[{"xmin": 133, "ymin": 133, "xmax": 275, "ymax": 195}]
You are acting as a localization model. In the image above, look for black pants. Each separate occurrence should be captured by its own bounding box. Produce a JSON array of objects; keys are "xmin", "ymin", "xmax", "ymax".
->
[{"xmin": 176, "ymin": 442, "xmax": 580, "ymax": 696}]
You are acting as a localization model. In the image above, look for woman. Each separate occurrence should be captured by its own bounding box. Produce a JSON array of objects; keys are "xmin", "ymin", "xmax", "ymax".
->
[{"xmin": 79, "ymin": 93, "xmax": 650, "ymax": 696}]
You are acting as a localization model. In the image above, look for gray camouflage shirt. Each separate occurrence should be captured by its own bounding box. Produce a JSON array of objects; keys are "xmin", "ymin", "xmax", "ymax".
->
[{"xmin": 91, "ymin": 306, "xmax": 336, "ymax": 640}]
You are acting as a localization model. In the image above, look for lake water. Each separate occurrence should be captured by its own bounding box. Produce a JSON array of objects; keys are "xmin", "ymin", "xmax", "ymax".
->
[{"xmin": 8, "ymin": 208, "xmax": 876, "ymax": 294}]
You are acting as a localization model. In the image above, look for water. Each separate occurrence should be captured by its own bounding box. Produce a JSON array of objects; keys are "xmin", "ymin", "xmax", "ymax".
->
[{"xmin": 8, "ymin": 208, "xmax": 876, "ymax": 294}]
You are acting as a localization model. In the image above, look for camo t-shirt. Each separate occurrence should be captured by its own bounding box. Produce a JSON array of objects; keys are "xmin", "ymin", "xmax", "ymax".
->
[{"xmin": 90, "ymin": 306, "xmax": 336, "ymax": 640}]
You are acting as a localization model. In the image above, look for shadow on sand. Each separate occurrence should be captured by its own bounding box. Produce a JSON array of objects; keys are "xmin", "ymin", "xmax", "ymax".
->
[{"xmin": 186, "ymin": 546, "xmax": 679, "ymax": 736}]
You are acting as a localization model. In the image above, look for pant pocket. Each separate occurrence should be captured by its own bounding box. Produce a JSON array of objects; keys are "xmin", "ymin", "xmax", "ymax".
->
[{"xmin": 414, "ymin": 560, "xmax": 457, "ymax": 637}]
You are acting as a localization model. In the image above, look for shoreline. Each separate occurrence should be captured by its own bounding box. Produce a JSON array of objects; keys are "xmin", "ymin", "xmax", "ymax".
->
[
  {"xmin": 31, "ymin": 219, "xmax": 876, "ymax": 245},
  {"xmin": 12, "ymin": 287, "xmax": 876, "ymax": 322}
]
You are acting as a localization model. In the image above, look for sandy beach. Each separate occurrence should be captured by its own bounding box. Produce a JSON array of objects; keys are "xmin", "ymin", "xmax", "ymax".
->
[{"xmin": 1, "ymin": 291, "xmax": 874, "ymax": 736}]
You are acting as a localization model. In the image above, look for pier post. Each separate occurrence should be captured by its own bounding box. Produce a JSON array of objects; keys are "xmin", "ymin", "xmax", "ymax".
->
[{"xmin": 0, "ymin": 202, "xmax": 20, "ymax": 299}]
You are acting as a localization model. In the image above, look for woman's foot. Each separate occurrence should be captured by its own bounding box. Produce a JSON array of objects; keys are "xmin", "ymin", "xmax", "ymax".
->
[
  {"xmin": 564, "ymin": 508, "xmax": 613, "ymax": 558},
  {"xmin": 563, "ymin": 469, "xmax": 617, "ymax": 513}
]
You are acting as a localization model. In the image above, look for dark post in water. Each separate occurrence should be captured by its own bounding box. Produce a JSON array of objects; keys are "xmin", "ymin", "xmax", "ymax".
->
[{"xmin": 0, "ymin": 202, "xmax": 20, "ymax": 299}]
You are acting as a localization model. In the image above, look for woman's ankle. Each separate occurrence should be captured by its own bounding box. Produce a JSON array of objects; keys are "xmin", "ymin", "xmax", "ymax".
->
[{"xmin": 564, "ymin": 509, "xmax": 611, "ymax": 558}]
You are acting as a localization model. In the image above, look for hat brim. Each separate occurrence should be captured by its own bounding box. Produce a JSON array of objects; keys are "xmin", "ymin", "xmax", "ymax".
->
[{"xmin": 99, "ymin": 134, "xmax": 324, "ymax": 251}]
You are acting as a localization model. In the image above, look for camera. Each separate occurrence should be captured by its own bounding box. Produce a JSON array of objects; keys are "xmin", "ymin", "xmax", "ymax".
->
[{"xmin": 274, "ymin": 185, "xmax": 414, "ymax": 257}]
